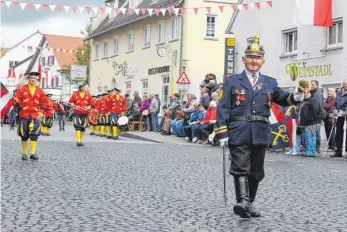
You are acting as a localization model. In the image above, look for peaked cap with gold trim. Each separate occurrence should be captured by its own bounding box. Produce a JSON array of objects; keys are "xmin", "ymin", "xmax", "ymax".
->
[{"xmin": 245, "ymin": 31, "xmax": 265, "ymax": 57}]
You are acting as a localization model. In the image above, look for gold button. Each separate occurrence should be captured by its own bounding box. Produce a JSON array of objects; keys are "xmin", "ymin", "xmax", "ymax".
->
[
  {"xmin": 253, "ymin": 102, "xmax": 256, "ymax": 104},
  {"xmin": 253, "ymin": 111, "xmax": 255, "ymax": 113}
]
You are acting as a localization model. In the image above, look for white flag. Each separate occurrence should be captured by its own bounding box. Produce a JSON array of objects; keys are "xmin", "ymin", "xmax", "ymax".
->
[
  {"xmin": 134, "ymin": 8, "xmax": 140, "ymax": 15},
  {"xmin": 249, "ymin": 3, "xmax": 255, "ymax": 11},
  {"xmin": 174, "ymin": 8, "xmax": 180, "ymax": 16},
  {"xmin": 237, "ymin": 5, "xmax": 243, "ymax": 11},
  {"xmin": 160, "ymin": 8, "xmax": 166, "ymax": 16},
  {"xmin": 5, "ymin": 1, "xmax": 11, "ymax": 8},
  {"xmin": 63, "ymin": 49, "xmax": 67, "ymax": 53},
  {"xmin": 20, "ymin": 3, "xmax": 27, "ymax": 10},
  {"xmin": 79, "ymin": 7, "xmax": 84, "ymax": 13},
  {"xmin": 64, "ymin": 6, "xmax": 70, "ymax": 12},
  {"xmin": 147, "ymin": 8, "xmax": 153, "ymax": 16},
  {"xmin": 106, "ymin": 7, "xmax": 112, "ymax": 14},
  {"xmin": 34, "ymin": 4, "xmax": 41, "ymax": 10},
  {"xmin": 49, "ymin": 5, "xmax": 56, "ymax": 12},
  {"xmin": 92, "ymin": 7, "xmax": 98, "ymax": 15},
  {"xmin": 120, "ymin": 8, "xmax": 126, "ymax": 15}
]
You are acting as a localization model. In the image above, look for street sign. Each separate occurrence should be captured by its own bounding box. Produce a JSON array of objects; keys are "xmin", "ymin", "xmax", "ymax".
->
[
  {"xmin": 177, "ymin": 84, "xmax": 189, "ymax": 91},
  {"xmin": 70, "ymin": 65, "xmax": 87, "ymax": 81},
  {"xmin": 176, "ymin": 71, "xmax": 190, "ymax": 84},
  {"xmin": 224, "ymin": 37, "xmax": 236, "ymax": 77}
]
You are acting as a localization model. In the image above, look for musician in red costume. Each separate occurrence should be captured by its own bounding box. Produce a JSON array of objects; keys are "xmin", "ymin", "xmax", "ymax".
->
[
  {"xmin": 41, "ymin": 93, "xmax": 59, "ymax": 136},
  {"xmin": 13, "ymin": 72, "xmax": 49, "ymax": 160},
  {"xmin": 89, "ymin": 95, "xmax": 99, "ymax": 135},
  {"xmin": 98, "ymin": 93, "xmax": 109, "ymax": 137},
  {"xmin": 109, "ymin": 88, "xmax": 127, "ymax": 139},
  {"xmin": 68, "ymin": 83, "xmax": 93, "ymax": 146}
]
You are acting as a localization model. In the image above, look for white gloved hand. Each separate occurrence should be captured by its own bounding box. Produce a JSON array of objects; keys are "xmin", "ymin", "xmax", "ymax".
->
[
  {"xmin": 293, "ymin": 88, "xmax": 304, "ymax": 102},
  {"xmin": 219, "ymin": 137, "xmax": 229, "ymax": 147}
]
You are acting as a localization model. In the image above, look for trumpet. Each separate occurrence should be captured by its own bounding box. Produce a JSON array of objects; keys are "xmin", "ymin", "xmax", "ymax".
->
[{"xmin": 297, "ymin": 79, "xmax": 311, "ymax": 93}]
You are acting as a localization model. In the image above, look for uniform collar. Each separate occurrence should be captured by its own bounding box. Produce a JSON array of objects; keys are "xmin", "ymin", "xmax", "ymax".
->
[{"xmin": 244, "ymin": 69, "xmax": 260, "ymax": 79}]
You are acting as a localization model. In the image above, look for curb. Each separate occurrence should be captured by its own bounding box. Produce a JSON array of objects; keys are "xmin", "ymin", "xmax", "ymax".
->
[{"xmin": 121, "ymin": 132, "xmax": 163, "ymax": 144}]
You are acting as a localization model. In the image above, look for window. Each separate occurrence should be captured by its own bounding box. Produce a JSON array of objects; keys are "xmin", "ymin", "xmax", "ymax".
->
[
  {"xmin": 247, "ymin": 37, "xmax": 255, "ymax": 46},
  {"xmin": 51, "ymin": 77, "xmax": 54, "ymax": 88},
  {"xmin": 41, "ymin": 57, "xmax": 45, "ymax": 66},
  {"xmin": 127, "ymin": 31, "xmax": 134, "ymax": 52},
  {"xmin": 283, "ymin": 29, "xmax": 298, "ymax": 53},
  {"xmin": 45, "ymin": 43, "xmax": 49, "ymax": 48},
  {"xmin": 8, "ymin": 61, "xmax": 19, "ymax": 67},
  {"xmin": 113, "ymin": 37, "xmax": 119, "ymax": 55},
  {"xmin": 95, "ymin": 44, "xmax": 99, "ymax": 59},
  {"xmin": 143, "ymin": 25, "xmax": 151, "ymax": 47},
  {"xmin": 142, "ymin": 80, "xmax": 148, "ymax": 94},
  {"xmin": 47, "ymin": 56, "xmax": 55, "ymax": 66},
  {"xmin": 328, "ymin": 20, "xmax": 343, "ymax": 45},
  {"xmin": 55, "ymin": 76, "xmax": 59, "ymax": 87},
  {"xmin": 162, "ymin": 76, "xmax": 170, "ymax": 107},
  {"xmin": 125, "ymin": 82, "xmax": 132, "ymax": 95},
  {"xmin": 157, "ymin": 21, "xmax": 165, "ymax": 44},
  {"xmin": 28, "ymin": 46, "xmax": 33, "ymax": 53},
  {"xmin": 171, "ymin": 17, "xmax": 179, "ymax": 40},
  {"xmin": 42, "ymin": 78, "xmax": 45, "ymax": 88},
  {"xmin": 206, "ymin": 15, "xmax": 216, "ymax": 38},
  {"xmin": 111, "ymin": 78, "xmax": 116, "ymax": 88},
  {"xmin": 103, "ymin": 41, "xmax": 108, "ymax": 58}
]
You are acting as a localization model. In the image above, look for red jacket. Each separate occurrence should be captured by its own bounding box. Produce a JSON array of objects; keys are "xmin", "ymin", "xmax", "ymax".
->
[
  {"xmin": 68, "ymin": 91, "xmax": 93, "ymax": 115},
  {"xmin": 42, "ymin": 98, "xmax": 59, "ymax": 117},
  {"xmin": 99, "ymin": 97, "xmax": 108, "ymax": 115},
  {"xmin": 14, "ymin": 84, "xmax": 48, "ymax": 119},
  {"xmin": 201, "ymin": 107, "xmax": 217, "ymax": 125},
  {"xmin": 109, "ymin": 94, "xmax": 127, "ymax": 114}
]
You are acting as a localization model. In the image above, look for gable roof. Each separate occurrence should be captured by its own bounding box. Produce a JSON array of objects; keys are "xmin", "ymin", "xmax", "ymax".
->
[
  {"xmin": 88, "ymin": 0, "xmax": 182, "ymax": 40},
  {"xmin": 1, "ymin": 30, "xmax": 42, "ymax": 57},
  {"xmin": 45, "ymin": 34, "xmax": 84, "ymax": 69}
]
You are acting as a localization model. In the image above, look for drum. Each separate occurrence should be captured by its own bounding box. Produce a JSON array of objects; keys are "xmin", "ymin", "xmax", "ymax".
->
[{"xmin": 117, "ymin": 115, "xmax": 129, "ymax": 126}]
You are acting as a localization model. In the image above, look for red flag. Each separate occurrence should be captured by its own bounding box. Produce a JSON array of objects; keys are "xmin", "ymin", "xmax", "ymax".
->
[
  {"xmin": 267, "ymin": 1, "xmax": 272, "ymax": 8},
  {"xmin": 56, "ymin": 5, "xmax": 63, "ymax": 12},
  {"xmin": 41, "ymin": 4, "xmax": 48, "ymax": 10},
  {"xmin": 141, "ymin": 8, "xmax": 146, "ymax": 15},
  {"xmin": 99, "ymin": 7, "xmax": 105, "ymax": 14},
  {"xmin": 27, "ymin": 3, "xmax": 33, "ymax": 9},
  {"xmin": 218, "ymin": 6, "xmax": 224, "ymax": 13},
  {"xmin": 154, "ymin": 8, "xmax": 160, "ymax": 16},
  {"xmin": 180, "ymin": 8, "xmax": 186, "ymax": 15},
  {"xmin": 243, "ymin": 4, "xmax": 249, "ymax": 10},
  {"xmin": 128, "ymin": 8, "xmax": 133, "ymax": 15},
  {"xmin": 12, "ymin": 2, "xmax": 19, "ymax": 8},
  {"xmin": 232, "ymin": 5, "xmax": 236, "ymax": 11},
  {"xmin": 193, "ymin": 8, "xmax": 199, "ymax": 15},
  {"xmin": 0, "ymin": 82, "xmax": 15, "ymax": 119},
  {"xmin": 71, "ymin": 6, "xmax": 77, "ymax": 12},
  {"xmin": 255, "ymin": 2, "xmax": 260, "ymax": 9},
  {"xmin": 85, "ymin": 6, "xmax": 91, "ymax": 14},
  {"xmin": 206, "ymin": 7, "xmax": 211, "ymax": 14},
  {"xmin": 168, "ymin": 7, "xmax": 173, "ymax": 16}
]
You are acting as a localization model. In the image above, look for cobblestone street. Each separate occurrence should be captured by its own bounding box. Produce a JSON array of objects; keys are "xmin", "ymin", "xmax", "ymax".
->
[{"xmin": 1, "ymin": 124, "xmax": 347, "ymax": 232}]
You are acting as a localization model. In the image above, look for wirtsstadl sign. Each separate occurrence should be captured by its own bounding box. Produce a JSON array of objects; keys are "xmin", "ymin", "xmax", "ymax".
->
[{"xmin": 148, "ymin": 66, "xmax": 170, "ymax": 75}]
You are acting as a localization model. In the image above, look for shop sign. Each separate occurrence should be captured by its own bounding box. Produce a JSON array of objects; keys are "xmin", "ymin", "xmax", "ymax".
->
[
  {"xmin": 286, "ymin": 61, "xmax": 333, "ymax": 80},
  {"xmin": 148, "ymin": 66, "xmax": 170, "ymax": 75}
]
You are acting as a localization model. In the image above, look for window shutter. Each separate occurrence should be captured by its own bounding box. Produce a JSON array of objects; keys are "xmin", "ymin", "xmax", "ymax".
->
[
  {"xmin": 56, "ymin": 76, "xmax": 59, "ymax": 86},
  {"xmin": 51, "ymin": 78, "xmax": 54, "ymax": 88},
  {"xmin": 52, "ymin": 56, "xmax": 55, "ymax": 65}
]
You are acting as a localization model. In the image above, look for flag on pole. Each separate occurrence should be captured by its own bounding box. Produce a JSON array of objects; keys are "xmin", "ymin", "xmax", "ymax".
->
[
  {"xmin": 294, "ymin": 0, "xmax": 333, "ymax": 27},
  {"xmin": 0, "ymin": 82, "xmax": 15, "ymax": 119}
]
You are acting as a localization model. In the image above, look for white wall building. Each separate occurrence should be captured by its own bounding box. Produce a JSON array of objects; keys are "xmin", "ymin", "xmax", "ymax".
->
[
  {"xmin": 227, "ymin": 0, "xmax": 346, "ymax": 96},
  {"xmin": 26, "ymin": 34, "xmax": 85, "ymax": 101},
  {"xmin": 0, "ymin": 31, "xmax": 42, "ymax": 89}
]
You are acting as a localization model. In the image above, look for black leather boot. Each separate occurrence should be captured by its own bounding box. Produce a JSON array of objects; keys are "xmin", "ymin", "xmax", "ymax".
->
[
  {"xmin": 233, "ymin": 176, "xmax": 251, "ymax": 218},
  {"xmin": 249, "ymin": 177, "xmax": 261, "ymax": 217},
  {"xmin": 30, "ymin": 154, "xmax": 39, "ymax": 160}
]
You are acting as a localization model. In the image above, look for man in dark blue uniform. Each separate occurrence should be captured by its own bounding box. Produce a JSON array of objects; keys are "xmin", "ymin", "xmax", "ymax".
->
[{"xmin": 215, "ymin": 32, "xmax": 308, "ymax": 218}]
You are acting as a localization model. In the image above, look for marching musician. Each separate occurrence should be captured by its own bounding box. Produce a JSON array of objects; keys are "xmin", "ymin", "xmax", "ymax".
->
[
  {"xmin": 215, "ymin": 32, "xmax": 306, "ymax": 218},
  {"xmin": 68, "ymin": 83, "xmax": 93, "ymax": 146},
  {"xmin": 109, "ymin": 88, "xmax": 127, "ymax": 140},
  {"xmin": 41, "ymin": 93, "xmax": 58, "ymax": 136},
  {"xmin": 98, "ymin": 93, "xmax": 108, "ymax": 137},
  {"xmin": 332, "ymin": 79, "xmax": 347, "ymax": 158},
  {"xmin": 105, "ymin": 90, "xmax": 113, "ymax": 139},
  {"xmin": 13, "ymin": 72, "xmax": 49, "ymax": 160}
]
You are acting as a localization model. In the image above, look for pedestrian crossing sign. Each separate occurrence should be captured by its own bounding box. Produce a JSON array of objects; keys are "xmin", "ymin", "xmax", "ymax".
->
[{"xmin": 176, "ymin": 72, "xmax": 191, "ymax": 84}]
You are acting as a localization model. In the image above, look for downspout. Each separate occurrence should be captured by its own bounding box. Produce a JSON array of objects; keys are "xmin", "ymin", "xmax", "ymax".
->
[{"xmin": 178, "ymin": 14, "xmax": 184, "ymax": 75}]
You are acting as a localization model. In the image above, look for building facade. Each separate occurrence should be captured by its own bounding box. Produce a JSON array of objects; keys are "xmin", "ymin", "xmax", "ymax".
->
[
  {"xmin": 0, "ymin": 31, "xmax": 42, "ymax": 88},
  {"xmin": 88, "ymin": 0, "xmax": 236, "ymax": 106},
  {"xmin": 26, "ymin": 34, "xmax": 85, "ymax": 101},
  {"xmin": 227, "ymin": 0, "xmax": 346, "ymax": 95}
]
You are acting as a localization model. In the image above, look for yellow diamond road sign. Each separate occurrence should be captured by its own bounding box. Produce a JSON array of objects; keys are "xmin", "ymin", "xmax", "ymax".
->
[{"xmin": 227, "ymin": 38, "xmax": 235, "ymax": 47}]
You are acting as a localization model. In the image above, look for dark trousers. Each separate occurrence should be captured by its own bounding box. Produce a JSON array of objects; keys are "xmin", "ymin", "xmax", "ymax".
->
[
  {"xmin": 73, "ymin": 114, "xmax": 88, "ymax": 132},
  {"xmin": 324, "ymin": 121, "xmax": 336, "ymax": 149},
  {"xmin": 17, "ymin": 117, "xmax": 41, "ymax": 141},
  {"xmin": 335, "ymin": 117, "xmax": 347, "ymax": 154},
  {"xmin": 197, "ymin": 124, "xmax": 214, "ymax": 141},
  {"xmin": 229, "ymin": 144, "xmax": 266, "ymax": 182}
]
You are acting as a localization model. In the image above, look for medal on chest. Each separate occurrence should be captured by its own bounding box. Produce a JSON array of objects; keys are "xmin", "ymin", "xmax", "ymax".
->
[{"xmin": 267, "ymin": 92, "xmax": 272, "ymax": 108}]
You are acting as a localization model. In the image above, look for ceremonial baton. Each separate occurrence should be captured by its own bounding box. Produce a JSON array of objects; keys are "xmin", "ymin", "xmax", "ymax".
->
[
  {"xmin": 61, "ymin": 102, "xmax": 88, "ymax": 112},
  {"xmin": 222, "ymin": 144, "xmax": 228, "ymax": 207}
]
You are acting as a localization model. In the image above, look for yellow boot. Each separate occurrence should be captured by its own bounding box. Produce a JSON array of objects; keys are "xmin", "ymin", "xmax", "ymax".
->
[
  {"xmin": 100, "ymin": 126, "xmax": 105, "ymax": 136},
  {"xmin": 76, "ymin": 130, "xmax": 81, "ymax": 146},
  {"xmin": 29, "ymin": 141, "xmax": 39, "ymax": 160},
  {"xmin": 90, "ymin": 125, "xmax": 95, "ymax": 135},
  {"xmin": 95, "ymin": 126, "xmax": 100, "ymax": 135},
  {"xmin": 112, "ymin": 126, "xmax": 119, "ymax": 140},
  {"xmin": 46, "ymin": 127, "xmax": 51, "ymax": 136},
  {"xmin": 21, "ymin": 140, "xmax": 28, "ymax": 160}
]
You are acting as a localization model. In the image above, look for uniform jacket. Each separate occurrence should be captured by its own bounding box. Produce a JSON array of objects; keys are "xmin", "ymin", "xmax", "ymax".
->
[
  {"xmin": 109, "ymin": 94, "xmax": 127, "ymax": 114},
  {"xmin": 14, "ymin": 84, "xmax": 48, "ymax": 119},
  {"xmin": 215, "ymin": 70, "xmax": 296, "ymax": 145},
  {"xmin": 42, "ymin": 98, "xmax": 59, "ymax": 117},
  {"xmin": 68, "ymin": 91, "xmax": 93, "ymax": 115},
  {"xmin": 335, "ymin": 90, "xmax": 347, "ymax": 112}
]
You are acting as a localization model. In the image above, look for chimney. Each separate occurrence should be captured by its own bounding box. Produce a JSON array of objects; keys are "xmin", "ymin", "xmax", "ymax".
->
[{"xmin": 8, "ymin": 65, "xmax": 16, "ymax": 78}]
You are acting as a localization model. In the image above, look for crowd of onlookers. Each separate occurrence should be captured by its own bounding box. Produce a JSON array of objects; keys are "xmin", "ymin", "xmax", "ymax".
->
[
  {"xmin": 285, "ymin": 79, "xmax": 347, "ymax": 158},
  {"xmin": 125, "ymin": 73, "xmax": 223, "ymax": 145}
]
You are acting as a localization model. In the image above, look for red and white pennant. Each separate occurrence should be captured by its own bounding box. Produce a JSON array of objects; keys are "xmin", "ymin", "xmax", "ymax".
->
[
  {"xmin": 0, "ymin": 1, "xmax": 272, "ymax": 16},
  {"xmin": 21, "ymin": 45, "xmax": 85, "ymax": 54}
]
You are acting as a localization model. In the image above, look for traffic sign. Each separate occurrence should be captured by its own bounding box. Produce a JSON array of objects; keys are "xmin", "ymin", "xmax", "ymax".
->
[
  {"xmin": 177, "ymin": 84, "xmax": 189, "ymax": 91},
  {"xmin": 176, "ymin": 72, "xmax": 190, "ymax": 84}
]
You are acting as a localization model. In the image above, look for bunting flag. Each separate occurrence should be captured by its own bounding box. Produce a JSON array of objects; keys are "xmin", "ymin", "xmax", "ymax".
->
[
  {"xmin": 1, "ymin": 0, "xmax": 272, "ymax": 15},
  {"xmin": 12, "ymin": 45, "xmax": 85, "ymax": 54},
  {"xmin": 0, "ymin": 82, "xmax": 15, "ymax": 119}
]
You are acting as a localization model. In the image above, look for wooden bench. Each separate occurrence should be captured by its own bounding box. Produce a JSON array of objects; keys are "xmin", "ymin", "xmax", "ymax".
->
[{"xmin": 131, "ymin": 115, "xmax": 143, "ymax": 131}]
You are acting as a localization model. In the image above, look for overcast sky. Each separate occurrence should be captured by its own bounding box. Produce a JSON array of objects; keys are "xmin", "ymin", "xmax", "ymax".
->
[{"xmin": 1, "ymin": 0, "xmax": 106, "ymax": 47}]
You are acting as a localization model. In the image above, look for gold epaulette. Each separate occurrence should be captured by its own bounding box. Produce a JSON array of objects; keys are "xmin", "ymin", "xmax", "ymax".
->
[
  {"xmin": 264, "ymin": 75, "xmax": 276, "ymax": 80},
  {"xmin": 214, "ymin": 126, "xmax": 228, "ymax": 135}
]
